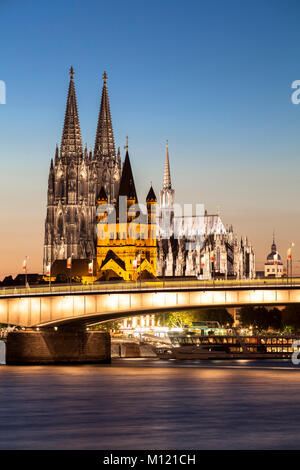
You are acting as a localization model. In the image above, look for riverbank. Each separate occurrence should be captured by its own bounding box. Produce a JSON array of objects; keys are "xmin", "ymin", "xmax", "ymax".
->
[{"xmin": 111, "ymin": 339, "xmax": 157, "ymax": 358}]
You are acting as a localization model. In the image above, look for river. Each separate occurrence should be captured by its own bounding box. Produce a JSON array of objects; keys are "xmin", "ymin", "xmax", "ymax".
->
[{"xmin": 0, "ymin": 359, "xmax": 300, "ymax": 449}]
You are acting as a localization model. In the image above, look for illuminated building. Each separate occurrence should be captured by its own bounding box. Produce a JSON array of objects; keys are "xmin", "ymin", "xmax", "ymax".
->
[
  {"xmin": 264, "ymin": 237, "xmax": 284, "ymax": 278},
  {"xmin": 96, "ymin": 151, "xmax": 157, "ymax": 281},
  {"xmin": 44, "ymin": 69, "xmax": 121, "ymax": 271},
  {"xmin": 157, "ymin": 143, "xmax": 256, "ymax": 280},
  {"xmin": 44, "ymin": 68, "xmax": 255, "ymax": 281}
]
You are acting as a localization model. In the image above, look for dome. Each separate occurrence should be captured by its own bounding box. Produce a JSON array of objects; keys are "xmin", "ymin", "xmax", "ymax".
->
[
  {"xmin": 266, "ymin": 241, "xmax": 281, "ymax": 261},
  {"xmin": 267, "ymin": 252, "xmax": 281, "ymax": 261}
]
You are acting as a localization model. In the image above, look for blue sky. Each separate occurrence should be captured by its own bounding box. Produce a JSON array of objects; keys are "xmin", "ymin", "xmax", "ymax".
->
[{"xmin": 0, "ymin": 0, "xmax": 300, "ymax": 276}]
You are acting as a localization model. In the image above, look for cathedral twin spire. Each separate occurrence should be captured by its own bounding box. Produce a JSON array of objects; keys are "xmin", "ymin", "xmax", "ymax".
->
[
  {"xmin": 60, "ymin": 67, "xmax": 116, "ymax": 161},
  {"xmin": 59, "ymin": 67, "xmax": 172, "ymax": 201},
  {"xmin": 61, "ymin": 67, "xmax": 83, "ymax": 159},
  {"xmin": 94, "ymin": 71, "xmax": 116, "ymax": 160}
]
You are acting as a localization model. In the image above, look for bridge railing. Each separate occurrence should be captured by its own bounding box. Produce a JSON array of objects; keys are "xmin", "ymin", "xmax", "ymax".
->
[{"xmin": 0, "ymin": 277, "xmax": 299, "ymax": 297}]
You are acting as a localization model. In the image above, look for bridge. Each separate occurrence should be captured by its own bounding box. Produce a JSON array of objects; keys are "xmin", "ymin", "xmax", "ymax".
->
[{"xmin": 1, "ymin": 279, "xmax": 300, "ymax": 328}]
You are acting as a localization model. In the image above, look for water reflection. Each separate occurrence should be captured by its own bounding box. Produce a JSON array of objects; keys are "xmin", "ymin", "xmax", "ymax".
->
[{"xmin": 0, "ymin": 360, "xmax": 300, "ymax": 449}]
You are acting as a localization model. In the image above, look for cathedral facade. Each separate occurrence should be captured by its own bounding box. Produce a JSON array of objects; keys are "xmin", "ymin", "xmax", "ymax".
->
[{"xmin": 44, "ymin": 69, "xmax": 121, "ymax": 271}]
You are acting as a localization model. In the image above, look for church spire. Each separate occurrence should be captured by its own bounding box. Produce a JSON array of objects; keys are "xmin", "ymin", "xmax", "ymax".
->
[
  {"xmin": 118, "ymin": 150, "xmax": 138, "ymax": 202},
  {"xmin": 271, "ymin": 230, "xmax": 276, "ymax": 253},
  {"xmin": 163, "ymin": 140, "xmax": 172, "ymax": 190},
  {"xmin": 94, "ymin": 71, "xmax": 116, "ymax": 160},
  {"xmin": 60, "ymin": 67, "xmax": 83, "ymax": 159},
  {"xmin": 55, "ymin": 143, "xmax": 59, "ymax": 164},
  {"xmin": 160, "ymin": 139, "xmax": 175, "ymax": 228}
]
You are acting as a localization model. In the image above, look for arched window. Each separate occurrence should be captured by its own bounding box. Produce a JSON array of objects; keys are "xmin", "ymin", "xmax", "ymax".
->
[
  {"xmin": 80, "ymin": 218, "xmax": 86, "ymax": 237},
  {"xmin": 59, "ymin": 179, "xmax": 64, "ymax": 198},
  {"xmin": 57, "ymin": 214, "xmax": 64, "ymax": 237},
  {"xmin": 216, "ymin": 247, "xmax": 221, "ymax": 271}
]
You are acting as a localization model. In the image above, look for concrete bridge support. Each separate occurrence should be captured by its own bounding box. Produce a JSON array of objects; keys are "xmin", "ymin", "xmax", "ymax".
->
[{"xmin": 5, "ymin": 329, "xmax": 111, "ymax": 365}]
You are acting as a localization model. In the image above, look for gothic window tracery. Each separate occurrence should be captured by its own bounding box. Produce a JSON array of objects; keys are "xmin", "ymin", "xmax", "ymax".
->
[{"xmin": 57, "ymin": 213, "xmax": 64, "ymax": 237}]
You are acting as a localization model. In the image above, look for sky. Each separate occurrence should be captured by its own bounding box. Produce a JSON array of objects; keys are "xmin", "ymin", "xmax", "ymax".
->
[{"xmin": 0, "ymin": 0, "xmax": 300, "ymax": 278}]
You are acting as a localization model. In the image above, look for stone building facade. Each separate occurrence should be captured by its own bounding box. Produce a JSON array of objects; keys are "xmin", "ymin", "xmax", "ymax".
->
[
  {"xmin": 43, "ymin": 69, "xmax": 121, "ymax": 271},
  {"xmin": 157, "ymin": 144, "xmax": 255, "ymax": 280},
  {"xmin": 96, "ymin": 151, "xmax": 157, "ymax": 281}
]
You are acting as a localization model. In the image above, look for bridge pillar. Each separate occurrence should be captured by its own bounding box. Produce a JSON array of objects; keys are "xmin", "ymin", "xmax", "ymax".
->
[{"xmin": 5, "ymin": 329, "xmax": 111, "ymax": 365}]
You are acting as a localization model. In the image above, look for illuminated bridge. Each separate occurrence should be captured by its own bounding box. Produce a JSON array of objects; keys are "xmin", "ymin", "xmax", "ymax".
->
[{"xmin": 0, "ymin": 280, "xmax": 300, "ymax": 328}]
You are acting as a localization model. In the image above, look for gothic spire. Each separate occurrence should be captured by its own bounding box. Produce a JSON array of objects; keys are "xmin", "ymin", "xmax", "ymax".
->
[
  {"xmin": 55, "ymin": 143, "xmax": 59, "ymax": 164},
  {"xmin": 163, "ymin": 140, "xmax": 172, "ymax": 190},
  {"xmin": 118, "ymin": 151, "xmax": 138, "ymax": 202},
  {"xmin": 94, "ymin": 71, "xmax": 116, "ymax": 160},
  {"xmin": 146, "ymin": 185, "xmax": 157, "ymax": 202},
  {"xmin": 60, "ymin": 66, "xmax": 83, "ymax": 159}
]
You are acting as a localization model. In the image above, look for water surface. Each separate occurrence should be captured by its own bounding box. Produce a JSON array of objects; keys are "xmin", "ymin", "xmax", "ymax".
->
[{"xmin": 0, "ymin": 359, "xmax": 299, "ymax": 449}]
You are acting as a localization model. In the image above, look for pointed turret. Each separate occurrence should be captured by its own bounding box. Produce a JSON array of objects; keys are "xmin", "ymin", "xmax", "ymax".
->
[
  {"xmin": 48, "ymin": 159, "xmax": 55, "ymax": 204},
  {"xmin": 60, "ymin": 67, "xmax": 83, "ymax": 159},
  {"xmin": 94, "ymin": 72, "xmax": 116, "ymax": 160},
  {"xmin": 163, "ymin": 140, "xmax": 172, "ymax": 190},
  {"xmin": 55, "ymin": 144, "xmax": 59, "ymax": 165},
  {"xmin": 146, "ymin": 185, "xmax": 157, "ymax": 202},
  {"xmin": 146, "ymin": 184, "xmax": 157, "ymax": 238},
  {"xmin": 118, "ymin": 151, "xmax": 138, "ymax": 202},
  {"xmin": 97, "ymin": 186, "xmax": 108, "ymax": 202}
]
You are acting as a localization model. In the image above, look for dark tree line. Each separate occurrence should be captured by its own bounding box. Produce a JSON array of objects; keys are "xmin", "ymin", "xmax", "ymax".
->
[
  {"xmin": 239, "ymin": 305, "xmax": 300, "ymax": 332},
  {"xmin": 157, "ymin": 308, "xmax": 234, "ymax": 328}
]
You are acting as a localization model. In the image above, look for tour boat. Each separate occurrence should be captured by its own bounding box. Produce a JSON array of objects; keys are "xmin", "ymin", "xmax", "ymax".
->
[{"xmin": 156, "ymin": 334, "xmax": 300, "ymax": 360}]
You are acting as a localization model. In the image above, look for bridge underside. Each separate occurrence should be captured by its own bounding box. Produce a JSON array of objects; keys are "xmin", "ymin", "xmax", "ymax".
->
[
  {"xmin": 0, "ymin": 287, "xmax": 300, "ymax": 328},
  {"xmin": 32, "ymin": 304, "xmax": 293, "ymax": 328}
]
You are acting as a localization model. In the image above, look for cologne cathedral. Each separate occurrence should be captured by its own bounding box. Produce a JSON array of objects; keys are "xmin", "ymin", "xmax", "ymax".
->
[
  {"xmin": 44, "ymin": 68, "xmax": 156, "ymax": 280},
  {"xmin": 44, "ymin": 68, "xmax": 255, "ymax": 281},
  {"xmin": 44, "ymin": 68, "xmax": 121, "ymax": 270}
]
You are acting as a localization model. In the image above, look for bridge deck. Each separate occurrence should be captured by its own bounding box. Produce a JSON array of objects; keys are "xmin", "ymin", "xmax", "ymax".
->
[
  {"xmin": 0, "ymin": 281, "xmax": 300, "ymax": 328},
  {"xmin": 0, "ymin": 278, "xmax": 299, "ymax": 300}
]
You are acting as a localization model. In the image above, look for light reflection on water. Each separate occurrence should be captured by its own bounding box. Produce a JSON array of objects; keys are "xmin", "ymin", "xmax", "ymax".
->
[{"xmin": 0, "ymin": 359, "xmax": 300, "ymax": 450}]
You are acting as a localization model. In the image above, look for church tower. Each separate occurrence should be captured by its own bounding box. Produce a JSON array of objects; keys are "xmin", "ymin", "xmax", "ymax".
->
[
  {"xmin": 43, "ymin": 68, "xmax": 121, "ymax": 272},
  {"xmin": 159, "ymin": 140, "xmax": 175, "ymax": 237},
  {"xmin": 96, "ymin": 150, "xmax": 157, "ymax": 281},
  {"xmin": 93, "ymin": 71, "xmax": 121, "ymax": 203}
]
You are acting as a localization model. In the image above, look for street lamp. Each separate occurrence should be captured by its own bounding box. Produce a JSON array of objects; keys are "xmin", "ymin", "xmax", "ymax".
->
[
  {"xmin": 201, "ymin": 256, "xmax": 205, "ymax": 280},
  {"xmin": 22, "ymin": 256, "xmax": 29, "ymax": 288},
  {"xmin": 46, "ymin": 259, "xmax": 51, "ymax": 291},
  {"xmin": 210, "ymin": 250, "xmax": 215, "ymax": 285},
  {"xmin": 67, "ymin": 253, "xmax": 73, "ymax": 290}
]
